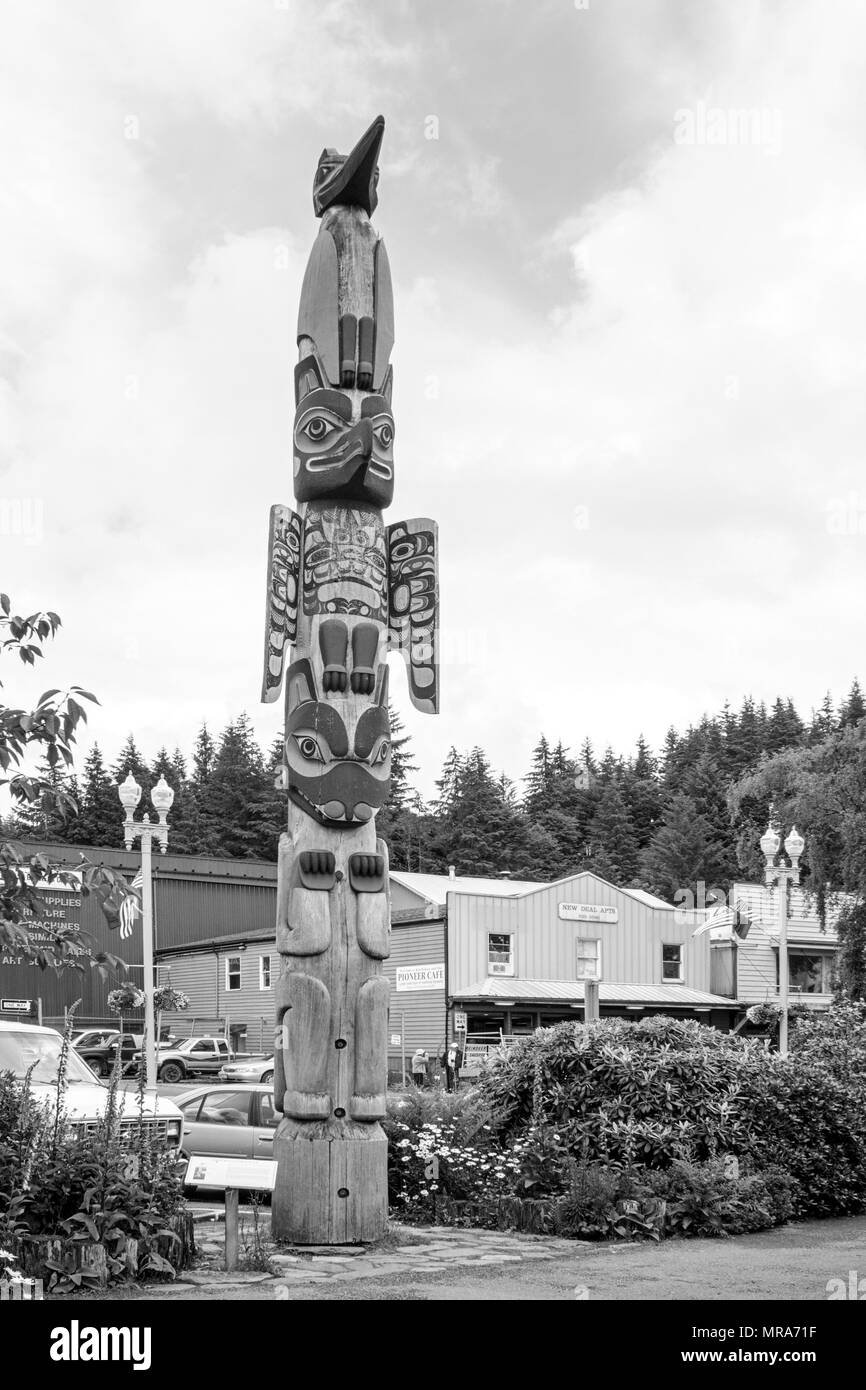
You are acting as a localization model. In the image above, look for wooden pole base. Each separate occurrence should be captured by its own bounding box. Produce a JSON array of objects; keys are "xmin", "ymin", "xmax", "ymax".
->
[{"xmin": 271, "ymin": 1119, "xmax": 388, "ymax": 1245}]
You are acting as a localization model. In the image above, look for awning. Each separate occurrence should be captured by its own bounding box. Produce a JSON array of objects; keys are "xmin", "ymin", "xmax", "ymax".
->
[{"xmin": 452, "ymin": 978, "xmax": 739, "ymax": 1009}]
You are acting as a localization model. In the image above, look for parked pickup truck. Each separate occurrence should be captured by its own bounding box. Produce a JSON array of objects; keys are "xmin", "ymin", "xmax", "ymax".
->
[{"xmin": 131, "ymin": 1036, "xmax": 233, "ymax": 1084}]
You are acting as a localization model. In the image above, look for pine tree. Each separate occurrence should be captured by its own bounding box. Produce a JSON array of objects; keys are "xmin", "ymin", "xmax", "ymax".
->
[
  {"xmin": 191, "ymin": 723, "xmax": 217, "ymax": 787},
  {"xmin": 205, "ymin": 714, "xmax": 269, "ymax": 858},
  {"xmin": 13, "ymin": 755, "xmax": 73, "ymax": 843},
  {"xmin": 809, "ymin": 692, "xmax": 837, "ymax": 743},
  {"xmin": 622, "ymin": 735, "xmax": 661, "ymax": 849},
  {"xmin": 586, "ymin": 783, "xmax": 639, "ymax": 883},
  {"xmin": 73, "ymin": 745, "xmax": 122, "ymax": 847},
  {"xmin": 840, "ymin": 678, "xmax": 865, "ymax": 728},
  {"xmin": 640, "ymin": 793, "xmax": 713, "ymax": 902}
]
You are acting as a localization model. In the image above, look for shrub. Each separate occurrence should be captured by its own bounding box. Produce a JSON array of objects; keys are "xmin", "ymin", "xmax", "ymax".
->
[
  {"xmin": 477, "ymin": 1015, "xmax": 866, "ymax": 1222},
  {"xmin": 0, "ymin": 1018, "xmax": 190, "ymax": 1288}
]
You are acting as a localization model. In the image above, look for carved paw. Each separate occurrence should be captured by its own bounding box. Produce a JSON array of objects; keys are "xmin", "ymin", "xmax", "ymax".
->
[
  {"xmin": 350, "ymin": 668, "xmax": 376, "ymax": 695},
  {"xmin": 322, "ymin": 666, "xmax": 348, "ymax": 693},
  {"xmin": 348, "ymin": 853, "xmax": 386, "ymax": 893},
  {"xmin": 298, "ymin": 850, "xmax": 337, "ymax": 890}
]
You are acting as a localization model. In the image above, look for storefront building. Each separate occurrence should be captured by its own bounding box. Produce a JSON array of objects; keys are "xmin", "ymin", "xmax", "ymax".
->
[{"xmin": 2, "ymin": 843, "xmax": 843, "ymax": 1067}]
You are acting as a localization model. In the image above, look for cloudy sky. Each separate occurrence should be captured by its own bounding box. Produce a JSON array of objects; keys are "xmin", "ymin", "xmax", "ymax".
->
[{"xmin": 3, "ymin": 0, "xmax": 865, "ymax": 800}]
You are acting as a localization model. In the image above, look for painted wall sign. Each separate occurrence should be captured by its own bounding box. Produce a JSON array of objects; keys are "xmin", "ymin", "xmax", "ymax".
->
[
  {"xmin": 185, "ymin": 1156, "xmax": 277, "ymax": 1191},
  {"xmin": 558, "ymin": 902, "xmax": 619, "ymax": 924},
  {"xmin": 395, "ymin": 963, "xmax": 445, "ymax": 992}
]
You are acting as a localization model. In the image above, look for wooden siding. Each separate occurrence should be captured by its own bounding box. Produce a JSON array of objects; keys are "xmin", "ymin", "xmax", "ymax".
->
[
  {"xmin": 447, "ymin": 874, "xmax": 713, "ymax": 996},
  {"xmin": 164, "ymin": 947, "xmax": 278, "ymax": 1052}
]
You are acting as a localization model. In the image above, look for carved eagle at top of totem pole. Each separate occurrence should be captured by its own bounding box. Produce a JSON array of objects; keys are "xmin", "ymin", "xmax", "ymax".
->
[{"xmin": 261, "ymin": 116, "xmax": 438, "ymax": 829}]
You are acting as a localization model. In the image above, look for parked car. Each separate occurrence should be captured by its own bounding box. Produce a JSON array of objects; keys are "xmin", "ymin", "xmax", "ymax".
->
[
  {"xmin": 75, "ymin": 1031, "xmax": 139, "ymax": 1077},
  {"xmin": 0, "ymin": 1021, "xmax": 184, "ymax": 1149},
  {"xmin": 219, "ymin": 1055, "xmax": 274, "ymax": 1084},
  {"xmin": 175, "ymin": 1083, "xmax": 278, "ymax": 1188},
  {"xmin": 133, "ymin": 1035, "xmax": 233, "ymax": 1084}
]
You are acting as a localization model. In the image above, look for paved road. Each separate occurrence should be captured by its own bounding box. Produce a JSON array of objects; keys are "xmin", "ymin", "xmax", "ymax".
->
[{"xmin": 95, "ymin": 1215, "xmax": 866, "ymax": 1301}]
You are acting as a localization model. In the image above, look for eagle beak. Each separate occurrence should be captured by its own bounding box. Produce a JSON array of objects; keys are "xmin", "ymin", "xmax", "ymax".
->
[{"xmin": 318, "ymin": 115, "xmax": 385, "ymax": 217}]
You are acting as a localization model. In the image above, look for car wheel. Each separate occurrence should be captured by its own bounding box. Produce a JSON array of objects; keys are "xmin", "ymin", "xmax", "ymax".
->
[
  {"xmin": 159, "ymin": 1062, "xmax": 185, "ymax": 1084},
  {"xmin": 262, "ymin": 1070, "xmax": 274, "ymax": 1084}
]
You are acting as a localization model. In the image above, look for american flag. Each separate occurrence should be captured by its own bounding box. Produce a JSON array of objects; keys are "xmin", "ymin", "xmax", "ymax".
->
[{"xmin": 119, "ymin": 872, "xmax": 143, "ymax": 940}]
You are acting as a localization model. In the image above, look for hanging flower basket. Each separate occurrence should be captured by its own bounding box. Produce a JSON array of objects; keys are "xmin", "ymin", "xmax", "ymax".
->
[
  {"xmin": 153, "ymin": 987, "xmax": 190, "ymax": 1013},
  {"xmin": 746, "ymin": 1002, "xmax": 780, "ymax": 1028},
  {"xmin": 107, "ymin": 984, "xmax": 145, "ymax": 1015}
]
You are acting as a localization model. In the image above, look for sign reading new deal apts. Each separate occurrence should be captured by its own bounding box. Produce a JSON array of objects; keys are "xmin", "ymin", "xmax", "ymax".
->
[
  {"xmin": 395, "ymin": 963, "xmax": 445, "ymax": 992},
  {"xmin": 558, "ymin": 902, "xmax": 619, "ymax": 924}
]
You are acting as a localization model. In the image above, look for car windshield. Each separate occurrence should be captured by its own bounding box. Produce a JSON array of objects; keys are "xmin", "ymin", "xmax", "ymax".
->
[{"xmin": 0, "ymin": 1031, "xmax": 101, "ymax": 1085}]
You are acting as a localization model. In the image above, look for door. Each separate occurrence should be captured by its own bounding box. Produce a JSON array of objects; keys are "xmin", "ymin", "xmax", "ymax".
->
[
  {"xmin": 187, "ymin": 1040, "xmax": 218, "ymax": 1072},
  {"xmin": 181, "ymin": 1089, "xmax": 255, "ymax": 1160},
  {"xmin": 252, "ymin": 1089, "xmax": 278, "ymax": 1161}
]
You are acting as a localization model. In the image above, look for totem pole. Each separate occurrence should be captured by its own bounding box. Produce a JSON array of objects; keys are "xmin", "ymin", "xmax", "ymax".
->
[{"xmin": 261, "ymin": 116, "xmax": 439, "ymax": 1243}]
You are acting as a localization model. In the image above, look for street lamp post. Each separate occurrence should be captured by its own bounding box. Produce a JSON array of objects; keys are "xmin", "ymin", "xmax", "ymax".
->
[
  {"xmin": 118, "ymin": 773, "xmax": 174, "ymax": 1087},
  {"xmin": 760, "ymin": 818, "xmax": 805, "ymax": 1058}
]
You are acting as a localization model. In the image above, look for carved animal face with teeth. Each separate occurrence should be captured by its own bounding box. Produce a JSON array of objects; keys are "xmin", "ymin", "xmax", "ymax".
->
[
  {"xmin": 294, "ymin": 355, "xmax": 394, "ymax": 508},
  {"xmin": 284, "ymin": 657, "xmax": 391, "ymax": 826}
]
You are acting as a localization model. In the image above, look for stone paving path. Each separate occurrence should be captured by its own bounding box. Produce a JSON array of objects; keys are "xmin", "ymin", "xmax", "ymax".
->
[{"xmin": 186, "ymin": 1220, "xmax": 578, "ymax": 1291}]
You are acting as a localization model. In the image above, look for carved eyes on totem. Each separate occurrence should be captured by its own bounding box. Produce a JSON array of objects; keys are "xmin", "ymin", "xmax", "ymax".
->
[
  {"xmin": 292, "ymin": 732, "xmax": 390, "ymax": 767},
  {"xmin": 297, "ymin": 409, "xmax": 344, "ymax": 448}
]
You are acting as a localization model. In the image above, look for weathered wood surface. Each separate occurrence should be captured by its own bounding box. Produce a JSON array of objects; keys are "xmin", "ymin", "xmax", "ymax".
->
[{"xmin": 264, "ymin": 116, "xmax": 438, "ymax": 1244}]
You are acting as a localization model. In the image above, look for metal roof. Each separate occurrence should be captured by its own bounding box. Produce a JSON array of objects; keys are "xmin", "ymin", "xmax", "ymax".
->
[
  {"xmin": 390, "ymin": 869, "xmax": 675, "ymax": 911},
  {"xmin": 453, "ymin": 977, "xmax": 739, "ymax": 1008},
  {"xmin": 389, "ymin": 872, "xmax": 546, "ymax": 907}
]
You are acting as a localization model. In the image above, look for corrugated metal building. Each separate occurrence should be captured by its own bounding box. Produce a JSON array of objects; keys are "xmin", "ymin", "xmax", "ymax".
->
[{"xmin": 5, "ymin": 842, "xmax": 842, "ymax": 1069}]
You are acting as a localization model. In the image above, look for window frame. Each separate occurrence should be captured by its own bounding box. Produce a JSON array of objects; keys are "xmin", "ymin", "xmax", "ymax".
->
[
  {"xmin": 487, "ymin": 932, "xmax": 514, "ymax": 976},
  {"xmin": 783, "ymin": 948, "xmax": 835, "ymax": 995},
  {"xmin": 194, "ymin": 1089, "xmax": 252, "ymax": 1123},
  {"xmin": 225, "ymin": 955, "xmax": 242, "ymax": 992},
  {"xmin": 575, "ymin": 938, "xmax": 602, "ymax": 981},
  {"xmin": 259, "ymin": 954, "xmax": 272, "ymax": 991},
  {"xmin": 662, "ymin": 943, "xmax": 684, "ymax": 983}
]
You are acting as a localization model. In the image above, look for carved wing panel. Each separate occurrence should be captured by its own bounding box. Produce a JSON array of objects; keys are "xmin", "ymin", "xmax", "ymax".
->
[
  {"xmin": 387, "ymin": 518, "xmax": 439, "ymax": 715},
  {"xmin": 261, "ymin": 504, "xmax": 301, "ymax": 703}
]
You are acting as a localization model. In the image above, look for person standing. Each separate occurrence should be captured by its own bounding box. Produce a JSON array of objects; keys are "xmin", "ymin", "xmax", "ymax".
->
[
  {"xmin": 411, "ymin": 1047, "xmax": 429, "ymax": 1088},
  {"xmin": 446, "ymin": 1039, "xmax": 462, "ymax": 1092}
]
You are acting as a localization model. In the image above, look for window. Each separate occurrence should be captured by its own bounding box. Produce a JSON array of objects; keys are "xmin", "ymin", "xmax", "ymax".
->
[
  {"xmin": 217, "ymin": 1040, "xmax": 229, "ymax": 1056},
  {"xmin": 259, "ymin": 955, "xmax": 272, "ymax": 990},
  {"xmin": 662, "ymin": 944, "xmax": 684, "ymax": 982},
  {"xmin": 191, "ymin": 1040, "xmax": 213, "ymax": 1054},
  {"xmin": 196, "ymin": 1091, "xmax": 252, "ymax": 1126},
  {"xmin": 225, "ymin": 955, "xmax": 241, "ymax": 991},
  {"xmin": 575, "ymin": 939, "xmax": 601, "ymax": 981},
  {"xmin": 787, "ymin": 952, "xmax": 834, "ymax": 994},
  {"xmin": 487, "ymin": 933, "xmax": 514, "ymax": 976},
  {"xmin": 256, "ymin": 1091, "xmax": 279, "ymax": 1128}
]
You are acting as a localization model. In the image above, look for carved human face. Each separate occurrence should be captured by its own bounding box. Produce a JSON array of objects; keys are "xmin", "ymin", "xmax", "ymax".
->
[
  {"xmin": 293, "ymin": 356, "xmax": 394, "ymax": 508},
  {"xmin": 284, "ymin": 658, "xmax": 391, "ymax": 826}
]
